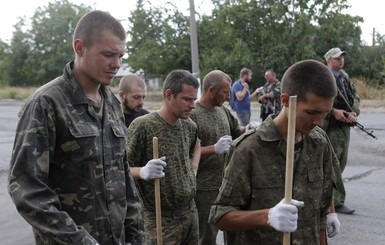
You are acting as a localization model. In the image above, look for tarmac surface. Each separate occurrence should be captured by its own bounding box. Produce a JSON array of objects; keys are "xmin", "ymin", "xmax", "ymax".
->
[{"xmin": 0, "ymin": 100, "xmax": 384, "ymax": 245}]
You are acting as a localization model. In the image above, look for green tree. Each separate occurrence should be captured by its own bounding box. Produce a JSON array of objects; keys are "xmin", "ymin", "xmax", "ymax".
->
[
  {"xmin": 126, "ymin": 0, "xmax": 191, "ymax": 80},
  {"xmin": 198, "ymin": 0, "xmax": 363, "ymax": 87},
  {"xmin": 5, "ymin": 0, "xmax": 90, "ymax": 86},
  {"xmin": 6, "ymin": 18, "xmax": 31, "ymax": 86},
  {"xmin": 24, "ymin": 0, "xmax": 91, "ymax": 85},
  {"xmin": 0, "ymin": 39, "xmax": 11, "ymax": 85}
]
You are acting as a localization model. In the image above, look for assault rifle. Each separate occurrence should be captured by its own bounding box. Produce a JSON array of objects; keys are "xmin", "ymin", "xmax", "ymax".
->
[
  {"xmin": 343, "ymin": 112, "xmax": 378, "ymax": 139},
  {"xmin": 351, "ymin": 121, "xmax": 378, "ymax": 140}
]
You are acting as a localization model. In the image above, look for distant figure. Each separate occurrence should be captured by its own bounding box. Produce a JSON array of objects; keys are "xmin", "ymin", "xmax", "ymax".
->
[
  {"xmin": 256, "ymin": 69, "xmax": 281, "ymax": 121},
  {"xmin": 230, "ymin": 68, "xmax": 259, "ymax": 126},
  {"xmin": 119, "ymin": 74, "xmax": 149, "ymax": 127},
  {"xmin": 209, "ymin": 60, "xmax": 338, "ymax": 245},
  {"xmin": 8, "ymin": 10, "xmax": 144, "ymax": 244},
  {"xmin": 126, "ymin": 69, "xmax": 201, "ymax": 244},
  {"xmin": 323, "ymin": 47, "xmax": 360, "ymax": 215}
]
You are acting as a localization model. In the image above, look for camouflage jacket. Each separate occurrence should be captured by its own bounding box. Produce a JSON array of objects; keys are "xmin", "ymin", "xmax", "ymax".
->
[
  {"xmin": 209, "ymin": 117, "xmax": 334, "ymax": 245},
  {"xmin": 8, "ymin": 62, "xmax": 144, "ymax": 245},
  {"xmin": 258, "ymin": 80, "xmax": 281, "ymax": 118}
]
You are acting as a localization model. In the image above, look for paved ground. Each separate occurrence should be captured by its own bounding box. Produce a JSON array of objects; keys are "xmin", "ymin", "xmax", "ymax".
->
[{"xmin": 0, "ymin": 100, "xmax": 384, "ymax": 245}]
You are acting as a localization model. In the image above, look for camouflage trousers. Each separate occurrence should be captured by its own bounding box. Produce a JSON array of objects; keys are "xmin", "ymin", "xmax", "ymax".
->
[
  {"xmin": 327, "ymin": 125, "xmax": 350, "ymax": 206},
  {"xmin": 143, "ymin": 200, "xmax": 199, "ymax": 245},
  {"xmin": 195, "ymin": 190, "xmax": 224, "ymax": 245}
]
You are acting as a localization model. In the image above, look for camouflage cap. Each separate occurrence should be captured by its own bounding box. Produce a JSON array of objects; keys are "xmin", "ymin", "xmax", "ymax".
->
[{"xmin": 324, "ymin": 47, "xmax": 347, "ymax": 61}]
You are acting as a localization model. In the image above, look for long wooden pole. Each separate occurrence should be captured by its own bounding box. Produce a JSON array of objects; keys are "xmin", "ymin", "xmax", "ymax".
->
[
  {"xmin": 153, "ymin": 137, "xmax": 162, "ymax": 245},
  {"xmin": 283, "ymin": 96, "xmax": 297, "ymax": 245}
]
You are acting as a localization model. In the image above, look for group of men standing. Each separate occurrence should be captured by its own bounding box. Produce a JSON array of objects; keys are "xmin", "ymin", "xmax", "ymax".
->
[
  {"xmin": 231, "ymin": 67, "xmax": 282, "ymax": 124},
  {"xmin": 7, "ymin": 9, "xmax": 360, "ymax": 245}
]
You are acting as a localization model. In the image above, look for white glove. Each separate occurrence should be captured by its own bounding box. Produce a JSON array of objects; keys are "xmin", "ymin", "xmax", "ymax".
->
[
  {"xmin": 268, "ymin": 198, "xmax": 304, "ymax": 232},
  {"xmin": 246, "ymin": 121, "xmax": 261, "ymax": 131},
  {"xmin": 327, "ymin": 213, "xmax": 340, "ymax": 238},
  {"xmin": 139, "ymin": 157, "xmax": 167, "ymax": 180},
  {"xmin": 214, "ymin": 135, "xmax": 232, "ymax": 154}
]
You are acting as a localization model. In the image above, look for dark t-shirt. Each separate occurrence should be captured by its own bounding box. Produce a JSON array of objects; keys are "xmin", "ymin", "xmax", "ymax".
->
[{"xmin": 124, "ymin": 109, "xmax": 149, "ymax": 127}]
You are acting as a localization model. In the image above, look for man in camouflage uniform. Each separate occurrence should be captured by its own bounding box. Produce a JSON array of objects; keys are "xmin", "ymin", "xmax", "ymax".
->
[
  {"xmin": 189, "ymin": 70, "xmax": 259, "ymax": 244},
  {"xmin": 323, "ymin": 47, "xmax": 360, "ymax": 215},
  {"xmin": 256, "ymin": 69, "xmax": 282, "ymax": 121},
  {"xmin": 126, "ymin": 69, "xmax": 201, "ymax": 244},
  {"xmin": 209, "ymin": 60, "xmax": 338, "ymax": 245},
  {"xmin": 7, "ymin": 11, "xmax": 144, "ymax": 245}
]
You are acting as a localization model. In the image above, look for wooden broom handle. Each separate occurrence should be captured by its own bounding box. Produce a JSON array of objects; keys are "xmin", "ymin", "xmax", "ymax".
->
[
  {"xmin": 153, "ymin": 137, "xmax": 162, "ymax": 245},
  {"xmin": 283, "ymin": 96, "xmax": 297, "ymax": 245}
]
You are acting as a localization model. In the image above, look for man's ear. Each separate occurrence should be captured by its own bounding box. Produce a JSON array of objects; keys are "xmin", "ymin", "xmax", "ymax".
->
[
  {"xmin": 164, "ymin": 89, "xmax": 173, "ymax": 101},
  {"xmin": 73, "ymin": 39, "xmax": 84, "ymax": 55},
  {"xmin": 281, "ymin": 93, "xmax": 290, "ymax": 107},
  {"xmin": 118, "ymin": 91, "xmax": 125, "ymax": 101},
  {"xmin": 208, "ymin": 86, "xmax": 215, "ymax": 95}
]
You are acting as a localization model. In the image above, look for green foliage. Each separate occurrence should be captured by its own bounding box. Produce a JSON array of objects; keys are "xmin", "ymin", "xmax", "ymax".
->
[
  {"xmin": 126, "ymin": 1, "xmax": 191, "ymax": 80},
  {"xmin": 0, "ymin": 0, "xmax": 384, "ymax": 89},
  {"xmin": 3, "ymin": 0, "xmax": 91, "ymax": 86}
]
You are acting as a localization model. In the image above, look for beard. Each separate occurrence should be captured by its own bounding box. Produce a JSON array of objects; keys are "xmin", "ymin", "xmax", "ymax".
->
[{"xmin": 123, "ymin": 99, "xmax": 141, "ymax": 114}]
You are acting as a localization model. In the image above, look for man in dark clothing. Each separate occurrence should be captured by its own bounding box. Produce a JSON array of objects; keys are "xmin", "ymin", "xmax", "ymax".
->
[{"xmin": 119, "ymin": 74, "xmax": 149, "ymax": 127}]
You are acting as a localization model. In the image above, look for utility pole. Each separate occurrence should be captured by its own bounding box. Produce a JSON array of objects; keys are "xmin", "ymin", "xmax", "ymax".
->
[
  {"xmin": 189, "ymin": 0, "xmax": 201, "ymax": 98},
  {"xmin": 372, "ymin": 27, "xmax": 376, "ymax": 46}
]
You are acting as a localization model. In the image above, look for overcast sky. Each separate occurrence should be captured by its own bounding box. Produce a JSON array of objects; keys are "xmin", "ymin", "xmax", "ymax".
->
[{"xmin": 0, "ymin": 0, "xmax": 383, "ymax": 45}]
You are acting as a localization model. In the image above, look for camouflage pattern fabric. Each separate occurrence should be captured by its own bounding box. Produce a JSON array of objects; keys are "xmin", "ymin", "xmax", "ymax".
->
[
  {"xmin": 126, "ymin": 112, "xmax": 198, "ymax": 244},
  {"xmin": 127, "ymin": 112, "xmax": 197, "ymax": 211},
  {"xmin": 189, "ymin": 102, "xmax": 241, "ymax": 244},
  {"xmin": 189, "ymin": 103, "xmax": 241, "ymax": 190},
  {"xmin": 143, "ymin": 201, "xmax": 199, "ymax": 245},
  {"xmin": 209, "ymin": 117, "xmax": 334, "ymax": 245},
  {"xmin": 258, "ymin": 80, "xmax": 281, "ymax": 121},
  {"xmin": 8, "ymin": 61, "xmax": 144, "ymax": 245},
  {"xmin": 326, "ymin": 125, "xmax": 350, "ymax": 206},
  {"xmin": 194, "ymin": 190, "xmax": 220, "ymax": 245},
  {"xmin": 322, "ymin": 69, "xmax": 360, "ymax": 207},
  {"xmin": 127, "ymin": 112, "xmax": 198, "ymax": 211}
]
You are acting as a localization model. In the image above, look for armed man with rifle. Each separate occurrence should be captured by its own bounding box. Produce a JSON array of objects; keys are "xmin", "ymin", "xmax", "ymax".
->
[{"xmin": 323, "ymin": 47, "xmax": 361, "ymax": 215}]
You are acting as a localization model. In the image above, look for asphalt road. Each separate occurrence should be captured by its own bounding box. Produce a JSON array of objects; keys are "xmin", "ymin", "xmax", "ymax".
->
[{"xmin": 0, "ymin": 100, "xmax": 384, "ymax": 245}]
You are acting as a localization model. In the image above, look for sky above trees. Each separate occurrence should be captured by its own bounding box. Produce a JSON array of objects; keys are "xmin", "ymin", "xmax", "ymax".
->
[{"xmin": 0, "ymin": 0, "xmax": 383, "ymax": 45}]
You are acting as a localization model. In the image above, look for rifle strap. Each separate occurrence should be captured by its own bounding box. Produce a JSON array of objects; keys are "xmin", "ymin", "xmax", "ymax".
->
[{"xmin": 336, "ymin": 86, "xmax": 354, "ymax": 113}]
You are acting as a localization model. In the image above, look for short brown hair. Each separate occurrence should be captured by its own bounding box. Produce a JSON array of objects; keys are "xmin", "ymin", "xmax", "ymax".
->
[
  {"xmin": 281, "ymin": 60, "xmax": 336, "ymax": 102},
  {"xmin": 73, "ymin": 10, "xmax": 126, "ymax": 48},
  {"xmin": 239, "ymin": 68, "xmax": 252, "ymax": 79},
  {"xmin": 202, "ymin": 70, "xmax": 231, "ymax": 92}
]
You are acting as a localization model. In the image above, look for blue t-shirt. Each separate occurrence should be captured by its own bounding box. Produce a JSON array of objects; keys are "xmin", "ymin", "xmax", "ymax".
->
[{"xmin": 231, "ymin": 80, "xmax": 250, "ymax": 112}]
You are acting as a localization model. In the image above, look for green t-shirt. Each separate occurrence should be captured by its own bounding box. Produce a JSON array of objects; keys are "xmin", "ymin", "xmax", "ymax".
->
[
  {"xmin": 127, "ymin": 112, "xmax": 198, "ymax": 211},
  {"xmin": 190, "ymin": 102, "xmax": 241, "ymax": 190}
]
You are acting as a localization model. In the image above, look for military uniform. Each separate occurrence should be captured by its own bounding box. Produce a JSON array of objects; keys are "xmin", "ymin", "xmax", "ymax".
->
[
  {"xmin": 127, "ymin": 112, "xmax": 198, "ymax": 244},
  {"xmin": 8, "ymin": 61, "xmax": 144, "ymax": 245},
  {"xmin": 189, "ymin": 102, "xmax": 241, "ymax": 244},
  {"xmin": 258, "ymin": 80, "xmax": 281, "ymax": 121},
  {"xmin": 209, "ymin": 116, "xmax": 334, "ymax": 245},
  {"xmin": 322, "ymin": 69, "xmax": 360, "ymax": 207}
]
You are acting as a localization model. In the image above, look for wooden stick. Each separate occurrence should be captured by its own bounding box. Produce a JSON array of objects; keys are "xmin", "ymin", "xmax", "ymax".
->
[
  {"xmin": 153, "ymin": 137, "xmax": 162, "ymax": 245},
  {"xmin": 283, "ymin": 96, "xmax": 297, "ymax": 245}
]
